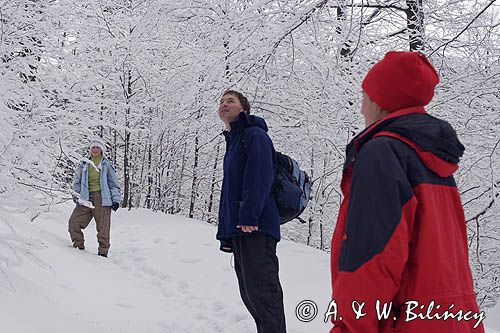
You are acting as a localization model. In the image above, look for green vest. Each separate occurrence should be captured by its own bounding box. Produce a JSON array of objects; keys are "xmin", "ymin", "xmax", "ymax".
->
[{"xmin": 88, "ymin": 156, "xmax": 103, "ymax": 192}]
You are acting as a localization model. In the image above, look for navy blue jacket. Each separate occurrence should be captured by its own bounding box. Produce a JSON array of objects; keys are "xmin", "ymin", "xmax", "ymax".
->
[{"xmin": 216, "ymin": 112, "xmax": 281, "ymax": 252}]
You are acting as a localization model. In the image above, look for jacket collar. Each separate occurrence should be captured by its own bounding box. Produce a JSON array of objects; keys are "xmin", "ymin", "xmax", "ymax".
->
[{"xmin": 345, "ymin": 106, "xmax": 464, "ymax": 177}]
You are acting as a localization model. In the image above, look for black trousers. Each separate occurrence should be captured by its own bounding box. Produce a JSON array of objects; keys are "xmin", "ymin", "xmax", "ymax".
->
[{"xmin": 232, "ymin": 232, "xmax": 286, "ymax": 333}]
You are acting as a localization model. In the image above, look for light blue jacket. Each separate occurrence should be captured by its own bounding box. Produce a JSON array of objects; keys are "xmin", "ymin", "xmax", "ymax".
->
[{"xmin": 72, "ymin": 158, "xmax": 122, "ymax": 206}]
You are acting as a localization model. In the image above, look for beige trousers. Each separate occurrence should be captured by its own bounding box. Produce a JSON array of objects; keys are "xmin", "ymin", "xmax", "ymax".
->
[{"xmin": 68, "ymin": 191, "xmax": 112, "ymax": 255}]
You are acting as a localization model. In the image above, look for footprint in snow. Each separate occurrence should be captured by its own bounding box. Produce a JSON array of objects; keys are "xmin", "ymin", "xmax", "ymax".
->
[
  {"xmin": 179, "ymin": 258, "xmax": 201, "ymax": 264},
  {"xmin": 115, "ymin": 302, "xmax": 134, "ymax": 309}
]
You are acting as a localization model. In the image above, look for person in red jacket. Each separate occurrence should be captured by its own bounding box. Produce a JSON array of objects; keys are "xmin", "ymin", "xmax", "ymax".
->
[{"xmin": 329, "ymin": 51, "xmax": 485, "ymax": 332}]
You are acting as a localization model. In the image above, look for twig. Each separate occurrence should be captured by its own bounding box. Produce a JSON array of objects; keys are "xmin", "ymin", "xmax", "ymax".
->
[
  {"xmin": 429, "ymin": 0, "xmax": 496, "ymax": 56},
  {"xmin": 466, "ymin": 189, "xmax": 500, "ymax": 223}
]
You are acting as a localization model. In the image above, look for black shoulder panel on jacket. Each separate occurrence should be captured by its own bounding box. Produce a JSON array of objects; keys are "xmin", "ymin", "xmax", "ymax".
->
[
  {"xmin": 339, "ymin": 137, "xmax": 456, "ymax": 273},
  {"xmin": 339, "ymin": 137, "xmax": 414, "ymax": 272}
]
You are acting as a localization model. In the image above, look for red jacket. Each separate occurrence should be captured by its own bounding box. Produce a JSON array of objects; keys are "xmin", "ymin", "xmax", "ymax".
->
[{"xmin": 330, "ymin": 107, "xmax": 484, "ymax": 333}]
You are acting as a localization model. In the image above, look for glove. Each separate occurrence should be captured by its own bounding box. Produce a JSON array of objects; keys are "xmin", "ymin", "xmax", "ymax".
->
[
  {"xmin": 72, "ymin": 195, "xmax": 79, "ymax": 204},
  {"xmin": 112, "ymin": 202, "xmax": 120, "ymax": 211}
]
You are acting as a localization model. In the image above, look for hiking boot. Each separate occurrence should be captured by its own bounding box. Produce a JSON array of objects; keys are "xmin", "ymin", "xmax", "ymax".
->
[
  {"xmin": 73, "ymin": 243, "xmax": 85, "ymax": 250},
  {"xmin": 98, "ymin": 252, "xmax": 108, "ymax": 258}
]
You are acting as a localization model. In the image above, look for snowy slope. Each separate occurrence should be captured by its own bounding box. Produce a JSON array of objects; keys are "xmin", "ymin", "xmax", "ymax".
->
[
  {"xmin": 0, "ymin": 204, "xmax": 332, "ymax": 333},
  {"xmin": 0, "ymin": 203, "xmax": 498, "ymax": 333}
]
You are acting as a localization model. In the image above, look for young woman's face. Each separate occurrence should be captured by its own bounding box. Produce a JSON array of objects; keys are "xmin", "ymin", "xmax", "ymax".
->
[
  {"xmin": 90, "ymin": 146, "xmax": 102, "ymax": 157},
  {"xmin": 219, "ymin": 93, "xmax": 244, "ymax": 126}
]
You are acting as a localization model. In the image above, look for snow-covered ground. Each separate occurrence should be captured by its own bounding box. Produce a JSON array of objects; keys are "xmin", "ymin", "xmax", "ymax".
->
[
  {"xmin": 0, "ymin": 203, "xmax": 498, "ymax": 332},
  {"xmin": 0, "ymin": 204, "xmax": 332, "ymax": 332}
]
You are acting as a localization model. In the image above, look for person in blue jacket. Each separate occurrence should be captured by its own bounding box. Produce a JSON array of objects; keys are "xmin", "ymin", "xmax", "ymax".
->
[
  {"xmin": 217, "ymin": 90, "xmax": 286, "ymax": 333},
  {"xmin": 68, "ymin": 138, "xmax": 121, "ymax": 258}
]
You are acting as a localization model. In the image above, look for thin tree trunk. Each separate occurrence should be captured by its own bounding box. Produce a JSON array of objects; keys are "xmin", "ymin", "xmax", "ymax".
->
[
  {"xmin": 175, "ymin": 141, "xmax": 188, "ymax": 214},
  {"xmin": 189, "ymin": 130, "xmax": 200, "ymax": 219},
  {"xmin": 337, "ymin": 3, "xmax": 352, "ymax": 58},
  {"xmin": 207, "ymin": 140, "xmax": 221, "ymax": 223},
  {"xmin": 100, "ymin": 84, "xmax": 104, "ymax": 137},
  {"xmin": 156, "ymin": 129, "xmax": 166, "ymax": 212},
  {"xmin": 319, "ymin": 153, "xmax": 328, "ymax": 250},
  {"xmin": 307, "ymin": 146, "xmax": 315, "ymax": 246},
  {"xmin": 122, "ymin": 68, "xmax": 132, "ymax": 208},
  {"xmin": 406, "ymin": 0, "xmax": 424, "ymax": 51},
  {"xmin": 112, "ymin": 122, "xmax": 117, "ymax": 167},
  {"xmin": 145, "ymin": 140, "xmax": 153, "ymax": 209},
  {"xmin": 123, "ymin": 129, "xmax": 130, "ymax": 207}
]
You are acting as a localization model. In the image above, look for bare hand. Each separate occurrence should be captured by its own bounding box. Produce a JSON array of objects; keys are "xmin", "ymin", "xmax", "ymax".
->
[{"xmin": 237, "ymin": 225, "xmax": 258, "ymax": 233}]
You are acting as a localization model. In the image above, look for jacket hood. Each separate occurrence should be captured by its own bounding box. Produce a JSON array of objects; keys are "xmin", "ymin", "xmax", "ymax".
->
[
  {"xmin": 352, "ymin": 107, "xmax": 465, "ymax": 177},
  {"xmin": 229, "ymin": 112, "xmax": 269, "ymax": 133}
]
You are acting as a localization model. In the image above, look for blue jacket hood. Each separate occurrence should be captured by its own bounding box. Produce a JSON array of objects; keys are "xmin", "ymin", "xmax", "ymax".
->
[{"xmin": 229, "ymin": 112, "xmax": 269, "ymax": 133}]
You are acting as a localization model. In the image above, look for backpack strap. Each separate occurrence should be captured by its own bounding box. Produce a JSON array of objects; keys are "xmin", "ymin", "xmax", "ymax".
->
[{"xmin": 239, "ymin": 127, "xmax": 278, "ymax": 190}]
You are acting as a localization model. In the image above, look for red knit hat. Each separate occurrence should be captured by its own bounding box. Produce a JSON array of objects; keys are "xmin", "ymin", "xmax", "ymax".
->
[{"xmin": 361, "ymin": 51, "xmax": 439, "ymax": 112}]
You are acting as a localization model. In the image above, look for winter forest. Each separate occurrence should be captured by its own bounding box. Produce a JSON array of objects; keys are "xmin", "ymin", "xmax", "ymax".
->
[{"xmin": 0, "ymin": 0, "xmax": 499, "ymax": 311}]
